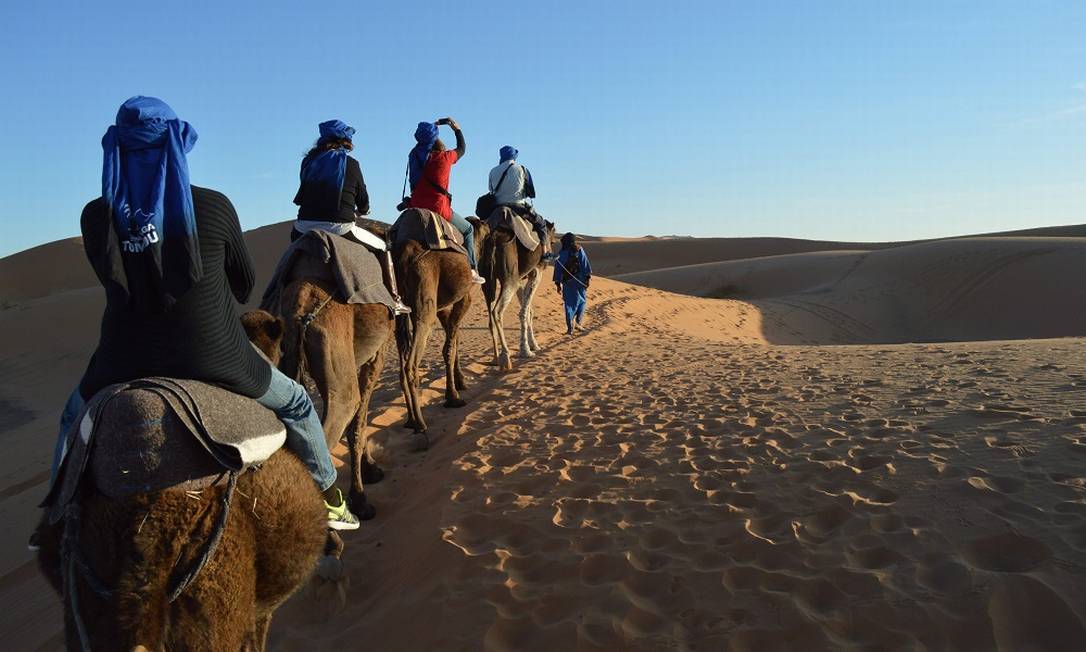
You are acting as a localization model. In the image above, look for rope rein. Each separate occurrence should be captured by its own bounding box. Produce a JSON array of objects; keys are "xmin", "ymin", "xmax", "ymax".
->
[
  {"xmin": 554, "ymin": 256, "xmax": 589, "ymax": 289},
  {"xmin": 61, "ymin": 470, "xmax": 240, "ymax": 648}
]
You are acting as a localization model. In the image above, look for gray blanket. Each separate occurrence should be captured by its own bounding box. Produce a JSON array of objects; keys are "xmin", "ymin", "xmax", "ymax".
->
[
  {"xmin": 44, "ymin": 378, "xmax": 286, "ymax": 521},
  {"xmin": 487, "ymin": 206, "xmax": 541, "ymax": 251},
  {"xmin": 390, "ymin": 208, "xmax": 468, "ymax": 257},
  {"xmin": 260, "ymin": 229, "xmax": 394, "ymax": 315}
]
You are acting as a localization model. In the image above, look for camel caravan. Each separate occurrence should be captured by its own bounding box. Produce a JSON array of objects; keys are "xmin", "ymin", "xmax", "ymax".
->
[{"xmin": 32, "ymin": 100, "xmax": 570, "ymax": 650}]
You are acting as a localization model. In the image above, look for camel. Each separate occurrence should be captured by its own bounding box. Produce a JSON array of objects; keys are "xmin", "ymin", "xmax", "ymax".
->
[
  {"xmin": 275, "ymin": 256, "xmax": 394, "ymax": 518},
  {"xmin": 479, "ymin": 218, "xmax": 556, "ymax": 371},
  {"xmin": 36, "ymin": 310, "xmax": 329, "ymax": 651},
  {"xmin": 393, "ymin": 214, "xmax": 489, "ymax": 445}
]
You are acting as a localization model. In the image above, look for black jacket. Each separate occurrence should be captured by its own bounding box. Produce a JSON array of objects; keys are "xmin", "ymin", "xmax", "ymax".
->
[
  {"xmin": 294, "ymin": 155, "xmax": 369, "ymax": 223},
  {"xmin": 78, "ymin": 187, "xmax": 271, "ymax": 399}
]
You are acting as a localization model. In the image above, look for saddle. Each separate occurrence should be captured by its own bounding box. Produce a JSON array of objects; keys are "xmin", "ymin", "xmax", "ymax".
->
[
  {"xmin": 43, "ymin": 377, "xmax": 286, "ymax": 524},
  {"xmin": 260, "ymin": 229, "xmax": 395, "ymax": 315},
  {"xmin": 390, "ymin": 208, "xmax": 468, "ymax": 257},
  {"xmin": 486, "ymin": 206, "xmax": 541, "ymax": 251}
]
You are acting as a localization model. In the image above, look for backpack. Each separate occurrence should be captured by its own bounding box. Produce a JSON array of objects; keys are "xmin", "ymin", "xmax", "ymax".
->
[{"xmin": 562, "ymin": 248, "xmax": 581, "ymax": 283}]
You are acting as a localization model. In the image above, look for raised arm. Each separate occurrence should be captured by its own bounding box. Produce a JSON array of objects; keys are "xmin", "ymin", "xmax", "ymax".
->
[{"xmin": 437, "ymin": 117, "xmax": 466, "ymax": 159}]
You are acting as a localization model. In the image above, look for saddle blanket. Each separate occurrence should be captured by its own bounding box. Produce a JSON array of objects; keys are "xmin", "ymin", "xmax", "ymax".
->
[
  {"xmin": 486, "ymin": 206, "xmax": 540, "ymax": 251},
  {"xmin": 44, "ymin": 378, "xmax": 286, "ymax": 522},
  {"xmin": 260, "ymin": 229, "xmax": 395, "ymax": 314},
  {"xmin": 390, "ymin": 208, "xmax": 468, "ymax": 257}
]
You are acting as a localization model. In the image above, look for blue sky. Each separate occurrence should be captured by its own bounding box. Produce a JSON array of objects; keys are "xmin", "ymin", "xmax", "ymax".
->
[{"xmin": 1, "ymin": 1, "xmax": 1084, "ymax": 257}]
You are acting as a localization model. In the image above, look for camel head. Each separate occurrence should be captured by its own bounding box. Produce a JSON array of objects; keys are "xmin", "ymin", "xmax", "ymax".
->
[
  {"xmin": 467, "ymin": 216, "xmax": 489, "ymax": 251},
  {"xmin": 544, "ymin": 220, "xmax": 557, "ymax": 254},
  {"xmin": 241, "ymin": 309, "xmax": 285, "ymax": 364}
]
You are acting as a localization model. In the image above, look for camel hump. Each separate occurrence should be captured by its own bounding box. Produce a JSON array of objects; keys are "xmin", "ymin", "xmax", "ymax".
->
[{"xmin": 47, "ymin": 378, "xmax": 286, "ymax": 508}]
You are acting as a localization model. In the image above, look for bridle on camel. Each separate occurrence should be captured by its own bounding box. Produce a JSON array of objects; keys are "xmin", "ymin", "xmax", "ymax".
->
[{"xmin": 293, "ymin": 293, "xmax": 335, "ymax": 382}]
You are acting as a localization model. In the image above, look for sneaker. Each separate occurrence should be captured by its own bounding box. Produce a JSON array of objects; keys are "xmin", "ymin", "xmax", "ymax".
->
[
  {"xmin": 27, "ymin": 531, "xmax": 40, "ymax": 552},
  {"xmin": 392, "ymin": 299, "xmax": 412, "ymax": 315},
  {"xmin": 325, "ymin": 489, "xmax": 361, "ymax": 531},
  {"xmin": 471, "ymin": 270, "xmax": 486, "ymax": 285}
]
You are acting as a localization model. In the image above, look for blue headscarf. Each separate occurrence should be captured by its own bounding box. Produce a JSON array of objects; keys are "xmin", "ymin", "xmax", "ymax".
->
[
  {"xmin": 297, "ymin": 119, "xmax": 355, "ymax": 214},
  {"xmin": 408, "ymin": 121, "xmax": 439, "ymax": 189},
  {"xmin": 101, "ymin": 96, "xmax": 199, "ymax": 308},
  {"xmin": 499, "ymin": 145, "xmax": 518, "ymax": 163}
]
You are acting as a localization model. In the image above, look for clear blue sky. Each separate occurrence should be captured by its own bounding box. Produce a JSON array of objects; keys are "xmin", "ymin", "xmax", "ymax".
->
[{"xmin": 1, "ymin": 1, "xmax": 1084, "ymax": 257}]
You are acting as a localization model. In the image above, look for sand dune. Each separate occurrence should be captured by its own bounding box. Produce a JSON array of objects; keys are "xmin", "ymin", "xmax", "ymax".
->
[
  {"xmin": 2, "ymin": 225, "xmax": 1086, "ymax": 650},
  {"xmin": 616, "ymin": 237, "xmax": 1086, "ymax": 344}
]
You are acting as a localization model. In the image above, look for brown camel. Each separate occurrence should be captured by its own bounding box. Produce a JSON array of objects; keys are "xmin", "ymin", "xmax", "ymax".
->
[
  {"xmin": 37, "ymin": 311, "xmax": 328, "ymax": 651},
  {"xmin": 480, "ymin": 219, "xmax": 557, "ymax": 371},
  {"xmin": 275, "ymin": 255, "xmax": 394, "ymax": 517},
  {"xmin": 393, "ymin": 215, "xmax": 489, "ymax": 445}
]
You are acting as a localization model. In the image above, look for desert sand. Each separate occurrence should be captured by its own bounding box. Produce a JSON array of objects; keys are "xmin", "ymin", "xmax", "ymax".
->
[{"xmin": 2, "ymin": 223, "xmax": 1085, "ymax": 650}]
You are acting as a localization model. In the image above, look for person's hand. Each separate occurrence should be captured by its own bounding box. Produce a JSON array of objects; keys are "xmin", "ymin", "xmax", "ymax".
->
[{"xmin": 439, "ymin": 117, "xmax": 459, "ymax": 130}]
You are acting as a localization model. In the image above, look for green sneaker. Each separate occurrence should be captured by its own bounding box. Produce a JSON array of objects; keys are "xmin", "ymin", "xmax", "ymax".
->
[{"xmin": 325, "ymin": 488, "xmax": 361, "ymax": 531}]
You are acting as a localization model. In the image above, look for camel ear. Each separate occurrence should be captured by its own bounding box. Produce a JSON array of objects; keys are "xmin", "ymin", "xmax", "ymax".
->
[
  {"xmin": 265, "ymin": 316, "xmax": 284, "ymax": 342},
  {"xmin": 546, "ymin": 220, "xmax": 555, "ymax": 229}
]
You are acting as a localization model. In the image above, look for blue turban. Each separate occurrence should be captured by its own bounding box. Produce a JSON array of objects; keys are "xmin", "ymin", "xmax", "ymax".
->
[
  {"xmin": 499, "ymin": 145, "xmax": 518, "ymax": 163},
  {"xmin": 408, "ymin": 121, "xmax": 439, "ymax": 189},
  {"xmin": 318, "ymin": 119, "xmax": 355, "ymax": 143},
  {"xmin": 101, "ymin": 95, "xmax": 200, "ymax": 308},
  {"xmin": 297, "ymin": 120, "xmax": 354, "ymax": 215}
]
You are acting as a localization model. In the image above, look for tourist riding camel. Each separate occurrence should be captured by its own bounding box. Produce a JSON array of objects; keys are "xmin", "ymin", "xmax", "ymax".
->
[
  {"xmin": 37, "ymin": 310, "xmax": 333, "ymax": 651},
  {"xmin": 485, "ymin": 145, "xmax": 551, "ymax": 254},
  {"xmin": 293, "ymin": 119, "xmax": 411, "ymax": 315},
  {"xmin": 390, "ymin": 209, "xmax": 488, "ymax": 442},
  {"xmin": 36, "ymin": 96, "xmax": 359, "ymax": 549},
  {"xmin": 554, "ymin": 232, "xmax": 592, "ymax": 335},
  {"xmin": 404, "ymin": 117, "xmax": 485, "ymax": 284}
]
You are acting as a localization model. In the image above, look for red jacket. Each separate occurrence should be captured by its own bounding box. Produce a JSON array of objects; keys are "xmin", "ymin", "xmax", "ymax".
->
[{"xmin": 410, "ymin": 150, "xmax": 459, "ymax": 220}]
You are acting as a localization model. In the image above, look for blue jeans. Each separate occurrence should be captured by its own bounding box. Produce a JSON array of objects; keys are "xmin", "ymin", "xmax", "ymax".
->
[
  {"xmin": 49, "ymin": 365, "xmax": 337, "ymax": 492},
  {"xmin": 255, "ymin": 365, "xmax": 337, "ymax": 491},
  {"xmin": 50, "ymin": 387, "xmax": 85, "ymax": 485},
  {"xmin": 449, "ymin": 211, "xmax": 477, "ymax": 269}
]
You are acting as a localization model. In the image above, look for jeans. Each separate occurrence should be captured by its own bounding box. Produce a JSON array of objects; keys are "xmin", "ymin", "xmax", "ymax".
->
[
  {"xmin": 449, "ymin": 211, "xmax": 478, "ymax": 269},
  {"xmin": 48, "ymin": 365, "xmax": 338, "ymax": 492},
  {"xmin": 49, "ymin": 387, "xmax": 85, "ymax": 484}
]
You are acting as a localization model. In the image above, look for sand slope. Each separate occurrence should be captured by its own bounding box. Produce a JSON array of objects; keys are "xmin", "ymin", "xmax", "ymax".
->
[
  {"xmin": 2, "ymin": 227, "xmax": 1086, "ymax": 649},
  {"xmin": 267, "ymin": 278, "xmax": 1086, "ymax": 651},
  {"xmin": 616, "ymin": 237, "xmax": 1086, "ymax": 344}
]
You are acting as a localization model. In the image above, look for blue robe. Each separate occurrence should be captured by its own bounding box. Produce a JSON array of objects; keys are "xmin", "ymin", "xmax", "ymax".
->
[{"xmin": 553, "ymin": 246, "xmax": 591, "ymax": 327}]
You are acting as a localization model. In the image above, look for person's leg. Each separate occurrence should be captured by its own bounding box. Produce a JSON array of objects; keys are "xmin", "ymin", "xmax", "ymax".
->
[
  {"xmin": 574, "ymin": 290, "xmax": 587, "ymax": 327},
  {"xmin": 49, "ymin": 386, "xmax": 85, "ymax": 485},
  {"xmin": 254, "ymin": 365, "xmax": 337, "ymax": 492},
  {"xmin": 563, "ymin": 292, "xmax": 577, "ymax": 334},
  {"xmin": 255, "ymin": 364, "xmax": 359, "ymax": 528},
  {"xmin": 448, "ymin": 211, "xmax": 478, "ymax": 269}
]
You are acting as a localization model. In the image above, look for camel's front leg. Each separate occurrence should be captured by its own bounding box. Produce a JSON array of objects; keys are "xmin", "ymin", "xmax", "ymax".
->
[
  {"xmin": 521, "ymin": 268, "xmax": 542, "ymax": 353},
  {"xmin": 491, "ymin": 280, "xmax": 518, "ymax": 371}
]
